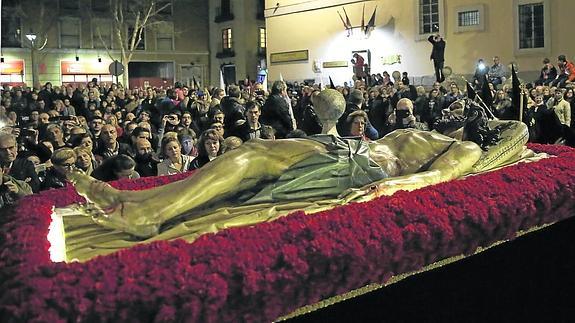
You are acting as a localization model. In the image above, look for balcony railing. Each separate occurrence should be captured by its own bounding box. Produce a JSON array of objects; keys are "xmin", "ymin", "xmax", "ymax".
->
[{"xmin": 216, "ymin": 49, "xmax": 235, "ymax": 58}]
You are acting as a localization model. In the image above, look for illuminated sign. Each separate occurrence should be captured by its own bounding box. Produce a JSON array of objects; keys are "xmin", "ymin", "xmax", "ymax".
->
[
  {"xmin": 0, "ymin": 60, "xmax": 24, "ymax": 74},
  {"xmin": 270, "ymin": 50, "xmax": 309, "ymax": 64},
  {"xmin": 381, "ymin": 54, "xmax": 402, "ymax": 65},
  {"xmin": 61, "ymin": 61, "xmax": 111, "ymax": 75},
  {"xmin": 322, "ymin": 61, "xmax": 349, "ymax": 68}
]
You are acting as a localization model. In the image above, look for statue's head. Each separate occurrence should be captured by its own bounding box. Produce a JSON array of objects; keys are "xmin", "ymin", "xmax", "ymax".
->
[{"xmin": 312, "ymin": 89, "xmax": 345, "ymax": 132}]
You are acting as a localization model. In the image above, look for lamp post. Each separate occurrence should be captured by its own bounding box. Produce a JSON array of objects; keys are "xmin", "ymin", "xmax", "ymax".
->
[{"xmin": 25, "ymin": 33, "xmax": 38, "ymax": 89}]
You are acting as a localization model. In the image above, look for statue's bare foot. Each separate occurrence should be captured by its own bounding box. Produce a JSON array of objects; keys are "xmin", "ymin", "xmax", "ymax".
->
[
  {"xmin": 67, "ymin": 170, "xmax": 120, "ymax": 211},
  {"xmin": 67, "ymin": 170, "xmax": 161, "ymax": 238}
]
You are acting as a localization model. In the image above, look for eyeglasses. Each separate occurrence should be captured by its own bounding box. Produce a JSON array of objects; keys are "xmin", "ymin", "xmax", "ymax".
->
[{"xmin": 58, "ymin": 163, "xmax": 75, "ymax": 169}]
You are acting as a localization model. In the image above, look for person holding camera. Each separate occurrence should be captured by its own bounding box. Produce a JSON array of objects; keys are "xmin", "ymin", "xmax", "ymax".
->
[
  {"xmin": 428, "ymin": 34, "xmax": 446, "ymax": 83},
  {"xmin": 0, "ymin": 133, "xmax": 40, "ymax": 193},
  {"xmin": 0, "ymin": 166, "xmax": 32, "ymax": 208},
  {"xmin": 473, "ymin": 59, "xmax": 490, "ymax": 89}
]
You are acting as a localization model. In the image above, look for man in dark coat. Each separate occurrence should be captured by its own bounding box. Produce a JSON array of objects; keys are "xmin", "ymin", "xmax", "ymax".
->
[
  {"xmin": 260, "ymin": 81, "xmax": 294, "ymax": 139},
  {"xmin": 232, "ymin": 101, "xmax": 264, "ymax": 142},
  {"xmin": 219, "ymin": 85, "xmax": 245, "ymax": 134},
  {"xmin": 428, "ymin": 34, "xmax": 446, "ymax": 83}
]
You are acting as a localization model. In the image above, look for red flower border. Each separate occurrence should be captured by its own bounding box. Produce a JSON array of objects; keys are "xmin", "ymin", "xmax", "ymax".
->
[{"xmin": 1, "ymin": 144, "xmax": 574, "ymax": 322}]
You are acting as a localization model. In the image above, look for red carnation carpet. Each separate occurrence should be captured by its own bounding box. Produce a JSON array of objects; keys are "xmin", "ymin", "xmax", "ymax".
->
[{"xmin": 1, "ymin": 144, "xmax": 575, "ymax": 322}]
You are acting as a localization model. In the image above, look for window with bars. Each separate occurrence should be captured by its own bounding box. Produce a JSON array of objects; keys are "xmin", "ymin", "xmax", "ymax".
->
[
  {"xmin": 91, "ymin": 0, "xmax": 110, "ymax": 12},
  {"xmin": 1, "ymin": 16, "xmax": 21, "ymax": 47},
  {"xmin": 419, "ymin": 0, "xmax": 440, "ymax": 35},
  {"xmin": 156, "ymin": 22, "xmax": 174, "ymax": 51},
  {"xmin": 458, "ymin": 10, "xmax": 479, "ymax": 26},
  {"xmin": 518, "ymin": 3, "xmax": 544, "ymax": 49},
  {"xmin": 92, "ymin": 21, "xmax": 112, "ymax": 49},
  {"xmin": 60, "ymin": 19, "xmax": 81, "ymax": 48},
  {"xmin": 59, "ymin": 0, "xmax": 79, "ymax": 10},
  {"xmin": 222, "ymin": 28, "xmax": 233, "ymax": 50},
  {"xmin": 259, "ymin": 28, "xmax": 266, "ymax": 49}
]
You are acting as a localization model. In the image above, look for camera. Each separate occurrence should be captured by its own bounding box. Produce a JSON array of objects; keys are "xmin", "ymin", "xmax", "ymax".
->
[{"xmin": 20, "ymin": 129, "xmax": 36, "ymax": 137}]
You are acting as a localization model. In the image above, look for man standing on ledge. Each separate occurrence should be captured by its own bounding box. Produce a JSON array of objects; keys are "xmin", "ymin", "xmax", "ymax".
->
[{"xmin": 428, "ymin": 34, "xmax": 446, "ymax": 83}]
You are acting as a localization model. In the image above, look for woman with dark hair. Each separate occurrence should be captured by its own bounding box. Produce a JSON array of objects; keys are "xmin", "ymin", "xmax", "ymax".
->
[
  {"xmin": 92, "ymin": 154, "xmax": 139, "ymax": 182},
  {"xmin": 157, "ymin": 134, "xmax": 194, "ymax": 176},
  {"xmin": 189, "ymin": 129, "xmax": 223, "ymax": 170}
]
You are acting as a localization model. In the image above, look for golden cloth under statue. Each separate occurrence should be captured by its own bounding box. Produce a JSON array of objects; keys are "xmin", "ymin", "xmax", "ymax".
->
[{"xmin": 56, "ymin": 113, "xmax": 534, "ymax": 262}]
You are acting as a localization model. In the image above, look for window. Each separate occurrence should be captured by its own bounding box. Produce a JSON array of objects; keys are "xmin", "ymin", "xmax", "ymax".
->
[
  {"xmin": 128, "ymin": 27, "xmax": 146, "ymax": 50},
  {"xmin": 156, "ymin": 0, "xmax": 172, "ymax": 16},
  {"xmin": 93, "ymin": 20, "xmax": 112, "ymax": 49},
  {"xmin": 458, "ymin": 10, "xmax": 479, "ymax": 26},
  {"xmin": 454, "ymin": 5, "xmax": 484, "ymax": 33},
  {"xmin": 59, "ymin": 0, "xmax": 79, "ymax": 10},
  {"xmin": 221, "ymin": 0, "xmax": 231, "ymax": 15},
  {"xmin": 91, "ymin": 0, "xmax": 110, "ymax": 12},
  {"xmin": 215, "ymin": 0, "xmax": 234, "ymax": 22},
  {"xmin": 1, "ymin": 16, "xmax": 21, "ymax": 47},
  {"xmin": 518, "ymin": 3, "xmax": 544, "ymax": 49},
  {"xmin": 156, "ymin": 22, "xmax": 174, "ymax": 51},
  {"xmin": 222, "ymin": 28, "xmax": 232, "ymax": 50},
  {"xmin": 419, "ymin": 0, "xmax": 440, "ymax": 35},
  {"xmin": 60, "ymin": 19, "xmax": 81, "ymax": 48},
  {"xmin": 257, "ymin": 0, "xmax": 265, "ymax": 19},
  {"xmin": 258, "ymin": 28, "xmax": 266, "ymax": 49}
]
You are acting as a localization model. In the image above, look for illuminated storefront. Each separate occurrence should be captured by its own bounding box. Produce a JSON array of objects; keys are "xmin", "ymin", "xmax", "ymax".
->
[
  {"xmin": 60, "ymin": 60, "xmax": 114, "ymax": 86},
  {"xmin": 0, "ymin": 59, "xmax": 25, "ymax": 86}
]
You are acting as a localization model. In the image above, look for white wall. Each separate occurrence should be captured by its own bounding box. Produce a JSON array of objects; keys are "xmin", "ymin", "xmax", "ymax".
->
[{"xmin": 265, "ymin": 0, "xmax": 435, "ymax": 85}]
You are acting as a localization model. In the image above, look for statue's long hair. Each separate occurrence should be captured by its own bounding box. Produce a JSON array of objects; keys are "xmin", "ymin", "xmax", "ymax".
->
[{"xmin": 462, "ymin": 101, "xmax": 502, "ymax": 150}]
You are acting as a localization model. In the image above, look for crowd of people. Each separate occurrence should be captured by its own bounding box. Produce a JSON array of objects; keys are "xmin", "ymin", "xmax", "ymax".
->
[{"xmin": 0, "ymin": 53, "xmax": 573, "ymax": 208}]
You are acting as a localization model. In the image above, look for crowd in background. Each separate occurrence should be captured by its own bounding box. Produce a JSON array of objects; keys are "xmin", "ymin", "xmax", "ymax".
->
[{"xmin": 0, "ymin": 53, "xmax": 573, "ymax": 208}]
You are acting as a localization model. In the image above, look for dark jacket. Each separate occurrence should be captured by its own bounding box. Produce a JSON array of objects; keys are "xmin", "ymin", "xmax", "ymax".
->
[
  {"xmin": 134, "ymin": 155, "xmax": 160, "ymax": 177},
  {"xmin": 261, "ymin": 94, "xmax": 293, "ymax": 139},
  {"xmin": 428, "ymin": 36, "xmax": 445, "ymax": 62},
  {"xmin": 232, "ymin": 121, "xmax": 262, "ymax": 142},
  {"xmin": 40, "ymin": 168, "xmax": 67, "ymax": 191},
  {"xmin": 337, "ymin": 103, "xmax": 379, "ymax": 139},
  {"xmin": 220, "ymin": 96, "xmax": 245, "ymax": 132},
  {"xmin": 189, "ymin": 155, "xmax": 210, "ymax": 170},
  {"xmin": 5, "ymin": 158, "xmax": 40, "ymax": 193},
  {"xmin": 297, "ymin": 104, "xmax": 323, "ymax": 136},
  {"xmin": 93, "ymin": 142, "xmax": 132, "ymax": 162}
]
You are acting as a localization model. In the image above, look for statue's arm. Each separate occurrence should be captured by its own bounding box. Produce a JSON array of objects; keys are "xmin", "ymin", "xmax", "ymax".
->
[{"xmin": 341, "ymin": 141, "xmax": 483, "ymax": 202}]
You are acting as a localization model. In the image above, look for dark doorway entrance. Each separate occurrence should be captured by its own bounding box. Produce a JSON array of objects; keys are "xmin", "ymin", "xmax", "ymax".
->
[
  {"xmin": 222, "ymin": 64, "xmax": 236, "ymax": 85},
  {"xmin": 128, "ymin": 61, "xmax": 175, "ymax": 88}
]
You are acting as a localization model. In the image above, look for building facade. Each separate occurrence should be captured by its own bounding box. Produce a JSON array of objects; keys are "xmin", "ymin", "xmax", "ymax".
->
[
  {"xmin": 264, "ymin": 0, "xmax": 575, "ymax": 86},
  {"xmin": 0, "ymin": 0, "xmax": 209, "ymax": 89},
  {"xmin": 209, "ymin": 0, "xmax": 267, "ymax": 86}
]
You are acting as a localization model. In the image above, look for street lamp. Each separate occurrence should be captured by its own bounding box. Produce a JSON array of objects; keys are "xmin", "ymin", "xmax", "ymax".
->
[
  {"xmin": 25, "ymin": 33, "xmax": 38, "ymax": 88},
  {"xmin": 25, "ymin": 33, "xmax": 37, "ymax": 42}
]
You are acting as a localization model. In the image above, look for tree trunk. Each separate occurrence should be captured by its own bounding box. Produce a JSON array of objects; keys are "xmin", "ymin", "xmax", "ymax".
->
[{"xmin": 30, "ymin": 48, "xmax": 40, "ymax": 89}]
